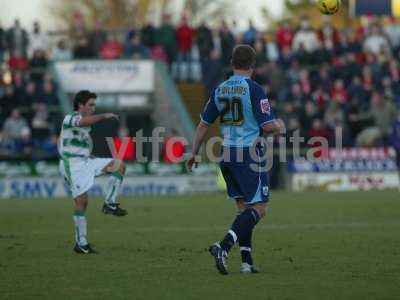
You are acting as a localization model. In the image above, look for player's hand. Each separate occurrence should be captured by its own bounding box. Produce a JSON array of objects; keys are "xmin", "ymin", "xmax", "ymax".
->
[
  {"xmin": 186, "ymin": 154, "xmax": 198, "ymax": 172},
  {"xmin": 103, "ymin": 113, "xmax": 119, "ymax": 120}
]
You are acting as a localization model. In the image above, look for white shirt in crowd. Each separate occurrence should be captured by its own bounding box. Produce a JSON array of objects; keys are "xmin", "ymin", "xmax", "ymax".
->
[
  {"xmin": 292, "ymin": 29, "xmax": 320, "ymax": 53},
  {"xmin": 363, "ymin": 34, "xmax": 391, "ymax": 55},
  {"xmin": 29, "ymin": 30, "xmax": 48, "ymax": 56}
]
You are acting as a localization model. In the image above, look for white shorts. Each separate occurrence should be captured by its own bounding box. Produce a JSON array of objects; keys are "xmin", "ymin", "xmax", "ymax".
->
[{"xmin": 59, "ymin": 157, "xmax": 113, "ymax": 198}]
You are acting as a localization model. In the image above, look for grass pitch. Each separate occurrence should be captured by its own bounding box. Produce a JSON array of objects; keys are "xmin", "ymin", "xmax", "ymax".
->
[{"xmin": 0, "ymin": 191, "xmax": 399, "ymax": 300}]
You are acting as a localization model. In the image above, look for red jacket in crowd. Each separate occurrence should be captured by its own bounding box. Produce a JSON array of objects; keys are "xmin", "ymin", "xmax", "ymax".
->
[
  {"xmin": 275, "ymin": 25, "xmax": 293, "ymax": 50},
  {"xmin": 8, "ymin": 55, "xmax": 29, "ymax": 70},
  {"xmin": 100, "ymin": 39, "xmax": 123, "ymax": 59},
  {"xmin": 176, "ymin": 23, "xmax": 194, "ymax": 52},
  {"xmin": 318, "ymin": 26, "xmax": 340, "ymax": 49}
]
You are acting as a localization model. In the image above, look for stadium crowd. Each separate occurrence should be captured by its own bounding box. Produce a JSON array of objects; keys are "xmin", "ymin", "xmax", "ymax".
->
[{"xmin": 1, "ymin": 15, "xmax": 400, "ymax": 158}]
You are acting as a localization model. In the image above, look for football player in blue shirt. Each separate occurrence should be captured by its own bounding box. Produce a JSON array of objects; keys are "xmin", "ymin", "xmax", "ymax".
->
[{"xmin": 187, "ymin": 45, "xmax": 285, "ymax": 274}]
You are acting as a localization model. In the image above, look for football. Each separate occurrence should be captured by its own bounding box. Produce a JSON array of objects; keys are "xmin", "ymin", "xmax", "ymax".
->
[{"xmin": 317, "ymin": 0, "xmax": 341, "ymax": 15}]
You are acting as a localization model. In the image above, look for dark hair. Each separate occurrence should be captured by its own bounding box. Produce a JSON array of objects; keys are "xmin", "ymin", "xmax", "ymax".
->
[
  {"xmin": 73, "ymin": 90, "xmax": 97, "ymax": 110},
  {"xmin": 231, "ymin": 44, "xmax": 256, "ymax": 70}
]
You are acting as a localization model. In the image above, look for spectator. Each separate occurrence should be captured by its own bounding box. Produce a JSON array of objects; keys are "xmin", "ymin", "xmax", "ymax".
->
[
  {"xmin": 149, "ymin": 45, "xmax": 168, "ymax": 63},
  {"xmin": 6, "ymin": 19, "xmax": 29, "ymax": 57},
  {"xmin": 348, "ymin": 75, "xmax": 369, "ymax": 107},
  {"xmin": 300, "ymin": 101, "xmax": 320, "ymax": 133},
  {"xmin": 281, "ymin": 102, "xmax": 299, "ymax": 127},
  {"xmin": 140, "ymin": 22, "xmax": 156, "ymax": 48},
  {"xmin": 176, "ymin": 16, "xmax": 194, "ymax": 81},
  {"xmin": 31, "ymin": 103, "xmax": 50, "ymax": 141},
  {"xmin": 0, "ymin": 86, "xmax": 18, "ymax": 118},
  {"xmin": 289, "ymin": 82, "xmax": 306, "ymax": 105},
  {"xmin": 0, "ymin": 22, "xmax": 6, "ymax": 63},
  {"xmin": 28, "ymin": 21, "xmax": 48, "ymax": 57},
  {"xmin": 100, "ymin": 34, "xmax": 123, "ymax": 59},
  {"xmin": 41, "ymin": 80, "xmax": 59, "ymax": 106},
  {"xmin": 155, "ymin": 14, "xmax": 177, "ymax": 67},
  {"xmin": 292, "ymin": 17, "xmax": 320, "ymax": 53},
  {"xmin": 361, "ymin": 66, "xmax": 375, "ymax": 92},
  {"xmin": 52, "ymin": 40, "xmax": 72, "ymax": 61},
  {"xmin": 386, "ymin": 59, "xmax": 400, "ymax": 82},
  {"xmin": 316, "ymin": 65, "xmax": 332, "ymax": 91},
  {"xmin": 308, "ymin": 118, "xmax": 331, "ymax": 158},
  {"xmin": 347, "ymin": 97, "xmax": 365, "ymax": 143},
  {"xmin": 308, "ymin": 118, "xmax": 331, "ymax": 141},
  {"xmin": 298, "ymin": 69, "xmax": 311, "ymax": 96},
  {"xmin": 219, "ymin": 21, "xmax": 235, "ymax": 68},
  {"xmin": 24, "ymin": 81, "xmax": 39, "ymax": 107},
  {"xmin": 311, "ymin": 85, "xmax": 330, "ymax": 111},
  {"xmin": 324, "ymin": 101, "xmax": 346, "ymax": 131},
  {"xmin": 73, "ymin": 36, "xmax": 95, "ymax": 58},
  {"xmin": 265, "ymin": 32, "xmax": 280, "ymax": 62},
  {"xmin": 352, "ymin": 92, "xmax": 397, "ymax": 146},
  {"xmin": 318, "ymin": 16, "xmax": 340, "ymax": 51},
  {"xmin": 15, "ymin": 126, "xmax": 33, "ymax": 155},
  {"xmin": 254, "ymin": 38, "xmax": 267, "ymax": 67},
  {"xmin": 8, "ymin": 49, "xmax": 29, "ymax": 71},
  {"xmin": 264, "ymin": 61, "xmax": 286, "ymax": 96},
  {"xmin": 196, "ymin": 21, "xmax": 213, "ymax": 60},
  {"xmin": 384, "ymin": 17, "xmax": 400, "ymax": 54},
  {"xmin": 124, "ymin": 35, "xmax": 149, "ymax": 59},
  {"xmin": 242, "ymin": 20, "xmax": 257, "ymax": 46},
  {"xmin": 211, "ymin": 29, "xmax": 222, "ymax": 58},
  {"xmin": 1, "ymin": 109, "xmax": 29, "ymax": 150},
  {"xmin": 126, "ymin": 24, "xmax": 137, "ymax": 44},
  {"xmin": 89, "ymin": 21, "xmax": 107, "ymax": 57},
  {"xmin": 231, "ymin": 20, "xmax": 242, "ymax": 42},
  {"xmin": 330, "ymin": 79, "xmax": 348, "ymax": 104},
  {"xmin": 275, "ymin": 21, "xmax": 293, "ymax": 51},
  {"xmin": 12, "ymin": 72, "xmax": 27, "ymax": 105},
  {"xmin": 29, "ymin": 49, "xmax": 48, "ymax": 83},
  {"xmin": 363, "ymin": 24, "xmax": 391, "ymax": 55}
]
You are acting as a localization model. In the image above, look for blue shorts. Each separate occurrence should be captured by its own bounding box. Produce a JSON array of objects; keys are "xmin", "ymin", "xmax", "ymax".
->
[{"xmin": 219, "ymin": 146, "xmax": 270, "ymax": 204}]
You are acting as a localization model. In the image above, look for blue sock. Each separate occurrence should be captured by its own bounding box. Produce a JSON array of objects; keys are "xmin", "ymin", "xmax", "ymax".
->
[
  {"xmin": 220, "ymin": 208, "xmax": 260, "ymax": 253},
  {"xmin": 239, "ymin": 229, "xmax": 253, "ymax": 265}
]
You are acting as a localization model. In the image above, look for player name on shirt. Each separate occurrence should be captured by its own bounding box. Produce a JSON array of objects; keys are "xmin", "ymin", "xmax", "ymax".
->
[{"xmin": 218, "ymin": 85, "xmax": 247, "ymax": 95}]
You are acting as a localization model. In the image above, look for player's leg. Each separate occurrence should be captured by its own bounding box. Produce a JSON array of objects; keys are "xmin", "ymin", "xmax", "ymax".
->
[
  {"xmin": 235, "ymin": 198, "xmax": 257, "ymax": 272},
  {"xmin": 101, "ymin": 159, "xmax": 127, "ymax": 216},
  {"xmin": 73, "ymin": 192, "xmax": 96, "ymax": 254},
  {"xmin": 213, "ymin": 148, "xmax": 270, "ymax": 274},
  {"xmin": 209, "ymin": 162, "xmax": 242, "ymax": 274}
]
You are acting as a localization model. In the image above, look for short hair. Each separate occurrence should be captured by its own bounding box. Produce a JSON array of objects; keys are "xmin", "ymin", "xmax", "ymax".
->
[
  {"xmin": 73, "ymin": 90, "xmax": 97, "ymax": 110},
  {"xmin": 231, "ymin": 44, "xmax": 256, "ymax": 70}
]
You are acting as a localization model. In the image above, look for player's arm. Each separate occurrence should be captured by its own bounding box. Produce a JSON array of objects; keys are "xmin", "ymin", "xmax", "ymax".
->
[
  {"xmin": 186, "ymin": 94, "xmax": 219, "ymax": 171},
  {"xmin": 78, "ymin": 113, "xmax": 118, "ymax": 127},
  {"xmin": 249, "ymin": 80, "xmax": 286, "ymax": 136},
  {"xmin": 187, "ymin": 121, "xmax": 210, "ymax": 171}
]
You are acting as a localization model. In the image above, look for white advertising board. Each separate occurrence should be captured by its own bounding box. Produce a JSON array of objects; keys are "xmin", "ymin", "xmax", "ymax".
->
[
  {"xmin": 292, "ymin": 173, "xmax": 400, "ymax": 191},
  {"xmin": 54, "ymin": 60, "xmax": 154, "ymax": 93}
]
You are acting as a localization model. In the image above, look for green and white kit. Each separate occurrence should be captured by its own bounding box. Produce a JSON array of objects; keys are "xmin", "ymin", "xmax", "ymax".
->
[{"xmin": 59, "ymin": 112, "xmax": 113, "ymax": 198}]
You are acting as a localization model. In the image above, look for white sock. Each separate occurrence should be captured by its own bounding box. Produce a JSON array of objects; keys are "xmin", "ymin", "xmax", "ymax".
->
[
  {"xmin": 105, "ymin": 172, "xmax": 123, "ymax": 205},
  {"xmin": 73, "ymin": 211, "xmax": 87, "ymax": 246}
]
